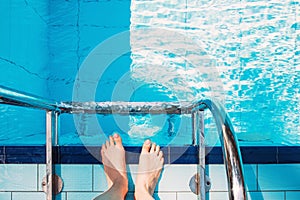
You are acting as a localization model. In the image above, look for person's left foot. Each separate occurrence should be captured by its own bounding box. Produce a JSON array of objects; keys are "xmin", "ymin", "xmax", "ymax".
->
[{"xmin": 101, "ymin": 133, "xmax": 128, "ymax": 194}]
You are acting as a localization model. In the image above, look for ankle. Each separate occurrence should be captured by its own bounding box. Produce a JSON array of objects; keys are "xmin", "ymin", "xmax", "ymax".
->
[{"xmin": 113, "ymin": 177, "xmax": 128, "ymax": 195}]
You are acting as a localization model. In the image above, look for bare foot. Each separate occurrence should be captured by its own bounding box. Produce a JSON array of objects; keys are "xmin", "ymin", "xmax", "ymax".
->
[
  {"xmin": 100, "ymin": 133, "xmax": 128, "ymax": 197},
  {"xmin": 135, "ymin": 140, "xmax": 164, "ymax": 200}
]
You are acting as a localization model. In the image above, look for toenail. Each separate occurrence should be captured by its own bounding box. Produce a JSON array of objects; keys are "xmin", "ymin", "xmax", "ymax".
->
[{"xmin": 113, "ymin": 133, "xmax": 119, "ymax": 138}]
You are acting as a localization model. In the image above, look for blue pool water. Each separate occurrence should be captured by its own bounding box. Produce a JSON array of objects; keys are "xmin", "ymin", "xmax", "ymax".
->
[{"xmin": 0, "ymin": 0, "xmax": 299, "ymax": 146}]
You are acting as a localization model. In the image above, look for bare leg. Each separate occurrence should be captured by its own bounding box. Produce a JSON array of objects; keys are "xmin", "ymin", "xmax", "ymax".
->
[
  {"xmin": 134, "ymin": 140, "xmax": 164, "ymax": 200},
  {"xmin": 94, "ymin": 134, "xmax": 128, "ymax": 200}
]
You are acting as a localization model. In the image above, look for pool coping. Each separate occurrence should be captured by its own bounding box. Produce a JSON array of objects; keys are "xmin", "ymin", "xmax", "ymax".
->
[
  {"xmin": 0, "ymin": 146, "xmax": 300, "ymax": 164},
  {"xmin": 0, "ymin": 146, "xmax": 299, "ymax": 164}
]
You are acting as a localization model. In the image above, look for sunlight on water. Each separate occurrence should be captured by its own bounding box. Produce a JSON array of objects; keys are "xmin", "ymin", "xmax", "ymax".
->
[{"xmin": 130, "ymin": 0, "xmax": 300, "ymax": 145}]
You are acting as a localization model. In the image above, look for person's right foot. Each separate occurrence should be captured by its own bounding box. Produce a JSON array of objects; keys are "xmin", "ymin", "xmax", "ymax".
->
[
  {"xmin": 101, "ymin": 133, "xmax": 128, "ymax": 195},
  {"xmin": 135, "ymin": 140, "xmax": 164, "ymax": 200}
]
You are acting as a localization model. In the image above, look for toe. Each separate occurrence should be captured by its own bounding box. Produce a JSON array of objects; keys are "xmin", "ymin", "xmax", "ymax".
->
[
  {"xmin": 156, "ymin": 145, "xmax": 160, "ymax": 155},
  {"xmin": 113, "ymin": 133, "xmax": 123, "ymax": 148},
  {"xmin": 158, "ymin": 150, "xmax": 164, "ymax": 159},
  {"xmin": 150, "ymin": 143, "xmax": 156, "ymax": 153},
  {"xmin": 141, "ymin": 139, "xmax": 151, "ymax": 153},
  {"xmin": 160, "ymin": 157, "xmax": 164, "ymax": 164},
  {"xmin": 105, "ymin": 140, "xmax": 110, "ymax": 147},
  {"xmin": 109, "ymin": 136, "xmax": 114, "ymax": 145}
]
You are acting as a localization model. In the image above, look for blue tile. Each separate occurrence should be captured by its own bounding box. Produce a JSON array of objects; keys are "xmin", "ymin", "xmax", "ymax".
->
[
  {"xmin": 48, "ymin": 25, "xmax": 78, "ymax": 53},
  {"xmin": 170, "ymin": 146, "xmax": 198, "ymax": 164},
  {"xmin": 286, "ymin": 191, "xmax": 300, "ymax": 200},
  {"xmin": 241, "ymin": 147, "xmax": 278, "ymax": 164},
  {"xmin": 248, "ymin": 191, "xmax": 284, "ymax": 200},
  {"xmin": 0, "ymin": 63, "xmax": 47, "ymax": 101},
  {"xmin": 39, "ymin": 164, "xmax": 93, "ymax": 192},
  {"xmin": 258, "ymin": 164, "xmax": 300, "ymax": 190},
  {"xmin": 12, "ymin": 192, "xmax": 45, "ymax": 200},
  {"xmin": 79, "ymin": 26, "xmax": 129, "ymax": 57},
  {"xmin": 95, "ymin": 164, "xmax": 137, "ymax": 192},
  {"xmin": 47, "ymin": 82, "xmax": 76, "ymax": 103},
  {"xmin": 154, "ymin": 192, "xmax": 177, "ymax": 200},
  {"xmin": 243, "ymin": 165, "xmax": 257, "ymax": 191},
  {"xmin": 55, "ymin": 193, "xmax": 67, "ymax": 200},
  {"xmin": 205, "ymin": 147, "xmax": 223, "ymax": 164},
  {"xmin": 80, "ymin": 1, "xmax": 131, "ymax": 27},
  {"xmin": 208, "ymin": 164, "xmax": 256, "ymax": 191},
  {"xmin": 9, "ymin": 6, "xmax": 47, "ymax": 72},
  {"xmin": 208, "ymin": 192, "xmax": 229, "ymax": 200},
  {"xmin": 58, "ymin": 164, "xmax": 93, "ymax": 191},
  {"xmin": 156, "ymin": 165, "xmax": 197, "ymax": 192},
  {"xmin": 0, "ymin": 164, "xmax": 37, "ymax": 191},
  {"xmin": 67, "ymin": 192, "xmax": 101, "ymax": 200},
  {"xmin": 58, "ymin": 146, "xmax": 100, "ymax": 164},
  {"xmin": 23, "ymin": 192, "xmax": 67, "ymax": 200},
  {"xmin": 206, "ymin": 146, "xmax": 282, "ymax": 164},
  {"xmin": 93, "ymin": 165, "xmax": 109, "ymax": 192},
  {"xmin": 0, "ymin": 192, "xmax": 11, "ymax": 200},
  {"xmin": 25, "ymin": 0, "xmax": 48, "ymax": 23},
  {"xmin": 278, "ymin": 147, "xmax": 300, "ymax": 163},
  {"xmin": 125, "ymin": 192, "xmax": 176, "ymax": 200},
  {"xmin": 208, "ymin": 165, "xmax": 228, "ymax": 191},
  {"xmin": 177, "ymin": 192, "xmax": 198, "ymax": 200},
  {"xmin": 48, "ymin": 0, "xmax": 78, "ymax": 25},
  {"xmin": 5, "ymin": 146, "xmax": 45, "ymax": 163},
  {"xmin": 210, "ymin": 191, "xmax": 286, "ymax": 200},
  {"xmin": 0, "ymin": 146, "xmax": 5, "ymax": 164},
  {"xmin": 2, "ymin": 146, "xmax": 299, "ymax": 165},
  {"xmin": 0, "ymin": 0, "xmax": 10, "ymax": 59}
]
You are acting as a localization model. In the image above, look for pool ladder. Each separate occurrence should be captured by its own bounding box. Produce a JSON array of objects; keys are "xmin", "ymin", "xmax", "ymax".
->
[{"xmin": 0, "ymin": 85, "xmax": 247, "ymax": 200}]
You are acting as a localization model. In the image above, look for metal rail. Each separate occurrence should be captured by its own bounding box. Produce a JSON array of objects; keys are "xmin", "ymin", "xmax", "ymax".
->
[
  {"xmin": 0, "ymin": 85, "xmax": 58, "ymax": 200},
  {"xmin": 192, "ymin": 100, "xmax": 247, "ymax": 200},
  {"xmin": 0, "ymin": 85, "xmax": 58, "ymax": 111},
  {"xmin": 0, "ymin": 85, "xmax": 247, "ymax": 200}
]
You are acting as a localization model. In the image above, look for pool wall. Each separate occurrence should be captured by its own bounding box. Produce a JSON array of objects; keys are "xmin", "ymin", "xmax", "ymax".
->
[{"xmin": 0, "ymin": 0, "xmax": 49, "ymax": 144}]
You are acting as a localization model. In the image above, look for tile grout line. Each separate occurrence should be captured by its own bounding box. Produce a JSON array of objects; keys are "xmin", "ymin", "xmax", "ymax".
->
[
  {"xmin": 37, "ymin": 164, "xmax": 39, "ymax": 192},
  {"xmin": 92, "ymin": 164, "xmax": 94, "ymax": 192},
  {"xmin": 256, "ymin": 164, "xmax": 259, "ymax": 191},
  {"xmin": 276, "ymin": 147, "xmax": 279, "ymax": 164},
  {"xmin": 168, "ymin": 146, "xmax": 171, "ymax": 164}
]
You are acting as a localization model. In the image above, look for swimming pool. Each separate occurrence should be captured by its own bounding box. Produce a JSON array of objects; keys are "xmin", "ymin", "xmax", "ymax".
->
[
  {"xmin": 0, "ymin": 0, "xmax": 299, "ymax": 200},
  {"xmin": 0, "ymin": 0, "xmax": 299, "ymax": 147}
]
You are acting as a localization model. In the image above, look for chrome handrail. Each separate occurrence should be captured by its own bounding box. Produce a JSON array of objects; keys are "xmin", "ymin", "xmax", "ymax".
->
[
  {"xmin": 0, "ymin": 85, "xmax": 58, "ymax": 111},
  {"xmin": 0, "ymin": 85, "xmax": 58, "ymax": 200},
  {"xmin": 192, "ymin": 100, "xmax": 247, "ymax": 200},
  {"xmin": 0, "ymin": 85, "xmax": 247, "ymax": 200}
]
